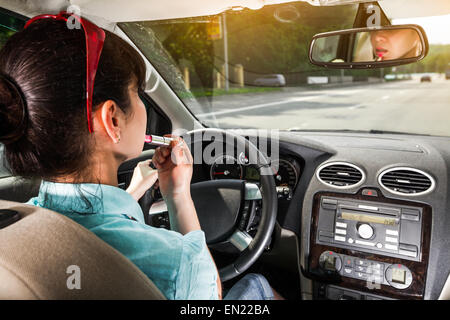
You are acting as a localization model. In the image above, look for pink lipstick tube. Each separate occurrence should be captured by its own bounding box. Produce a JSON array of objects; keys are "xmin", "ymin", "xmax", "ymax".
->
[{"xmin": 145, "ymin": 135, "xmax": 174, "ymax": 146}]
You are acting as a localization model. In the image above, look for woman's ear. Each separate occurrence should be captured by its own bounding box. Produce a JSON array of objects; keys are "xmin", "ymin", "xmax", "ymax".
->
[{"xmin": 94, "ymin": 100, "xmax": 124, "ymax": 144}]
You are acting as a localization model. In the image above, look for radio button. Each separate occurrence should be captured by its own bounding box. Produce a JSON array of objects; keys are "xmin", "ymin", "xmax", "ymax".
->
[
  {"xmin": 355, "ymin": 272, "xmax": 368, "ymax": 280},
  {"xmin": 355, "ymin": 239, "xmax": 375, "ymax": 247},
  {"xmin": 385, "ymin": 236, "xmax": 398, "ymax": 243},
  {"xmin": 355, "ymin": 265, "xmax": 368, "ymax": 273},
  {"xmin": 385, "ymin": 243, "xmax": 398, "ymax": 251},
  {"xmin": 376, "ymin": 243, "xmax": 383, "ymax": 249},
  {"xmin": 336, "ymin": 222, "xmax": 347, "ymax": 228},
  {"xmin": 370, "ymin": 262, "xmax": 383, "ymax": 270},
  {"xmin": 343, "ymin": 267, "xmax": 353, "ymax": 276},
  {"xmin": 348, "ymin": 238, "xmax": 354, "ymax": 244},
  {"xmin": 344, "ymin": 256, "xmax": 353, "ymax": 267},
  {"xmin": 355, "ymin": 259, "xmax": 369, "ymax": 267},
  {"xmin": 334, "ymin": 235, "xmax": 346, "ymax": 242},
  {"xmin": 371, "ymin": 268, "xmax": 383, "ymax": 276},
  {"xmin": 358, "ymin": 224, "xmax": 374, "ymax": 239},
  {"xmin": 386, "ymin": 229, "xmax": 399, "ymax": 236}
]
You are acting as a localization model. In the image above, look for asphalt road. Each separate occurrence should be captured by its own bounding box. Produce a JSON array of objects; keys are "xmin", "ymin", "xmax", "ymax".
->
[{"xmin": 194, "ymin": 75, "xmax": 450, "ymax": 137}]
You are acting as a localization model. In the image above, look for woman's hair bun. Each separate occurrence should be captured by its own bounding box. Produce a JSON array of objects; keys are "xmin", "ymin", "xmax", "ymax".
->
[{"xmin": 0, "ymin": 73, "xmax": 28, "ymax": 145}]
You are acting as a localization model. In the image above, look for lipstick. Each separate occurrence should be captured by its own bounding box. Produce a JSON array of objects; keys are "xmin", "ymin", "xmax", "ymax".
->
[{"xmin": 145, "ymin": 135, "xmax": 174, "ymax": 146}]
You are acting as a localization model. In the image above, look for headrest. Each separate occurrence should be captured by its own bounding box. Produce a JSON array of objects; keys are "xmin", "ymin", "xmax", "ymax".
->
[{"xmin": 0, "ymin": 200, "xmax": 165, "ymax": 300}]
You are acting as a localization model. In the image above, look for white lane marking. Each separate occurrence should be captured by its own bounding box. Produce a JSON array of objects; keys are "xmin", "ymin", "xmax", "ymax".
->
[
  {"xmin": 348, "ymin": 104, "xmax": 365, "ymax": 110},
  {"xmin": 197, "ymin": 95, "xmax": 320, "ymax": 118}
]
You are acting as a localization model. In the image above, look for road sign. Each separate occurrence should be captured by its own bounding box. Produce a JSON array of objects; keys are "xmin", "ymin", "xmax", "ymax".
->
[{"xmin": 207, "ymin": 16, "xmax": 222, "ymax": 40}]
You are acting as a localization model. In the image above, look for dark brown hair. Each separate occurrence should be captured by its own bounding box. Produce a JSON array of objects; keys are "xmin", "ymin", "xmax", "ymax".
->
[{"xmin": 0, "ymin": 19, "xmax": 146, "ymax": 180}]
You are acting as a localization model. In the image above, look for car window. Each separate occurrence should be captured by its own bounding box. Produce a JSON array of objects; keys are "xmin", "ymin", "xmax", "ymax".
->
[
  {"xmin": 120, "ymin": 3, "xmax": 450, "ymax": 136},
  {"xmin": 0, "ymin": 9, "xmax": 25, "ymax": 179}
]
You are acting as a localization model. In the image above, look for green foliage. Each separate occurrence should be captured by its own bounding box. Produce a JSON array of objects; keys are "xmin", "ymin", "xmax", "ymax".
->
[
  {"xmin": 121, "ymin": 3, "xmax": 447, "ymax": 96},
  {"xmin": 0, "ymin": 26, "xmax": 15, "ymax": 49},
  {"xmin": 396, "ymin": 44, "xmax": 450, "ymax": 74}
]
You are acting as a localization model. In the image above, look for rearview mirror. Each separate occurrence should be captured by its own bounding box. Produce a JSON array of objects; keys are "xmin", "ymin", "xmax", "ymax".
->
[{"xmin": 309, "ymin": 24, "xmax": 428, "ymax": 69}]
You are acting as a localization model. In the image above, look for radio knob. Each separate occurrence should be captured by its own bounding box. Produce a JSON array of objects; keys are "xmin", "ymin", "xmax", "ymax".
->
[{"xmin": 358, "ymin": 224, "xmax": 374, "ymax": 239}]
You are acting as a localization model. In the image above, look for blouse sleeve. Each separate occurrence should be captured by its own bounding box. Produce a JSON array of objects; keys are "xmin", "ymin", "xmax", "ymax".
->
[{"xmin": 175, "ymin": 230, "xmax": 219, "ymax": 300}]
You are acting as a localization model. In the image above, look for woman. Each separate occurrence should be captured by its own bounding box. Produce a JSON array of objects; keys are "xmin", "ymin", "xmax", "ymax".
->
[
  {"xmin": 370, "ymin": 28, "xmax": 422, "ymax": 61},
  {"xmin": 0, "ymin": 14, "xmax": 279, "ymax": 300}
]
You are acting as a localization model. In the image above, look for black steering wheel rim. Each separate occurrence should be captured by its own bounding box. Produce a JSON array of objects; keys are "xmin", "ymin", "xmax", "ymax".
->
[{"xmin": 183, "ymin": 128, "xmax": 278, "ymax": 282}]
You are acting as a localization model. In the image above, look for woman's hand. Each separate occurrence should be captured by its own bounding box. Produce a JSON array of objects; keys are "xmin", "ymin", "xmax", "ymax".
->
[
  {"xmin": 152, "ymin": 135, "xmax": 193, "ymax": 201},
  {"xmin": 126, "ymin": 159, "xmax": 159, "ymax": 201}
]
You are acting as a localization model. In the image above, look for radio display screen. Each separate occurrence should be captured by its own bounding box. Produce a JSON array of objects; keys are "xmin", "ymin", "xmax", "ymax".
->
[{"xmin": 341, "ymin": 211, "xmax": 397, "ymax": 226}]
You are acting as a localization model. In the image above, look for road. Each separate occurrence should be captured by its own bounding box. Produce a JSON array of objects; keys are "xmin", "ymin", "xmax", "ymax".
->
[{"xmin": 193, "ymin": 75, "xmax": 450, "ymax": 137}]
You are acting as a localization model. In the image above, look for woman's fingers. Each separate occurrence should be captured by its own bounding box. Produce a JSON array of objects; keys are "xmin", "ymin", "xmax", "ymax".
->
[
  {"xmin": 153, "ymin": 147, "xmax": 169, "ymax": 167},
  {"xmin": 152, "ymin": 134, "xmax": 192, "ymax": 167},
  {"xmin": 169, "ymin": 137, "xmax": 193, "ymax": 166}
]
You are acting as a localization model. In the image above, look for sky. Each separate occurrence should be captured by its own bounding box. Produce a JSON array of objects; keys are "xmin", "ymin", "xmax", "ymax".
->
[{"xmin": 393, "ymin": 14, "xmax": 450, "ymax": 45}]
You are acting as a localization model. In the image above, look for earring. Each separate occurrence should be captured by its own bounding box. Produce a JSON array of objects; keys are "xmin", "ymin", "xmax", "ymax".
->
[{"xmin": 116, "ymin": 136, "xmax": 121, "ymax": 144}]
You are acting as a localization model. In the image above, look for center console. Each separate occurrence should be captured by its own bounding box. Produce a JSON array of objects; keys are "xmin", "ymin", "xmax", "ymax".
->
[{"xmin": 307, "ymin": 188, "xmax": 431, "ymax": 300}]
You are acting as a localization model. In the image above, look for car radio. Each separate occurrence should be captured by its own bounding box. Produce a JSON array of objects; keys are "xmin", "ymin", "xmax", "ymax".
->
[{"xmin": 316, "ymin": 196, "xmax": 422, "ymax": 261}]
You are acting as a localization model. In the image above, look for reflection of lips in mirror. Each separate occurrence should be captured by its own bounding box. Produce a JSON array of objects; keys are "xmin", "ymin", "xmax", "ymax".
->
[{"xmin": 376, "ymin": 47, "xmax": 388, "ymax": 58}]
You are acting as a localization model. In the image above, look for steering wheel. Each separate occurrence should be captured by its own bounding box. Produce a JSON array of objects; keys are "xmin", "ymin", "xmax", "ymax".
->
[{"xmin": 142, "ymin": 128, "xmax": 277, "ymax": 282}]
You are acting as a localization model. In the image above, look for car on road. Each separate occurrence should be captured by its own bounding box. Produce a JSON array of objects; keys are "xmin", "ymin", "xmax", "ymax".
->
[
  {"xmin": 0, "ymin": 0, "xmax": 450, "ymax": 303},
  {"xmin": 253, "ymin": 74, "xmax": 286, "ymax": 87}
]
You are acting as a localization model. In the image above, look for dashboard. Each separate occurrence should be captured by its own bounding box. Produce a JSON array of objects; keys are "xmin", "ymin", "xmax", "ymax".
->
[
  {"xmin": 192, "ymin": 141, "xmax": 303, "ymax": 201},
  {"xmin": 224, "ymin": 130, "xmax": 450, "ymax": 300},
  {"xmin": 139, "ymin": 130, "xmax": 450, "ymax": 300}
]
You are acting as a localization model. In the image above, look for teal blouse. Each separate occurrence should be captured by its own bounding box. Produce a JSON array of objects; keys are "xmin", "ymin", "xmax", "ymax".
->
[{"xmin": 26, "ymin": 181, "xmax": 219, "ymax": 300}]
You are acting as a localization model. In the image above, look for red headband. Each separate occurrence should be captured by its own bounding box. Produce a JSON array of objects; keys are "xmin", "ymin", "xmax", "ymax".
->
[{"xmin": 24, "ymin": 11, "xmax": 106, "ymax": 133}]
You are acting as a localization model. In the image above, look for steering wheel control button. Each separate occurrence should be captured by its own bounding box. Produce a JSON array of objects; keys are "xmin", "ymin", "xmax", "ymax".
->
[
  {"xmin": 244, "ymin": 183, "xmax": 262, "ymax": 200},
  {"xmin": 358, "ymin": 223, "xmax": 374, "ymax": 239},
  {"xmin": 229, "ymin": 230, "xmax": 253, "ymax": 252},
  {"xmin": 385, "ymin": 264, "xmax": 413, "ymax": 289}
]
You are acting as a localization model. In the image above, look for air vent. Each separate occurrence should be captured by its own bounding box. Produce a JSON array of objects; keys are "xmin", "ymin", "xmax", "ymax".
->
[
  {"xmin": 317, "ymin": 162, "xmax": 364, "ymax": 188},
  {"xmin": 379, "ymin": 167, "xmax": 435, "ymax": 196}
]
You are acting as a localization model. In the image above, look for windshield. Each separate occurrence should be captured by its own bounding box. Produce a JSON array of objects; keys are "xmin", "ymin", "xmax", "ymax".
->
[{"xmin": 119, "ymin": 2, "xmax": 450, "ymax": 136}]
